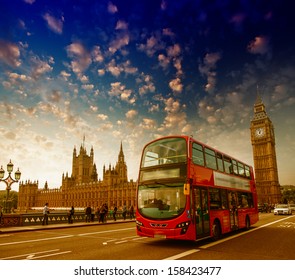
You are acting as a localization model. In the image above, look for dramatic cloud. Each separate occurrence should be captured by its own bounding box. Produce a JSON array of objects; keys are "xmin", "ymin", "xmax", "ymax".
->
[
  {"xmin": 199, "ymin": 52, "xmax": 222, "ymax": 93},
  {"xmin": 247, "ymin": 36, "xmax": 271, "ymax": 56},
  {"xmin": 108, "ymin": 33, "xmax": 130, "ymax": 54},
  {"xmin": 0, "ymin": 40, "xmax": 21, "ymax": 67},
  {"xmin": 66, "ymin": 42, "xmax": 92, "ymax": 77},
  {"xmin": 43, "ymin": 13, "xmax": 64, "ymax": 34},
  {"xmin": 125, "ymin": 109, "xmax": 138, "ymax": 119},
  {"xmin": 108, "ymin": 2, "xmax": 118, "ymax": 14},
  {"xmin": 169, "ymin": 77, "xmax": 183, "ymax": 93},
  {"xmin": 137, "ymin": 35, "xmax": 165, "ymax": 57}
]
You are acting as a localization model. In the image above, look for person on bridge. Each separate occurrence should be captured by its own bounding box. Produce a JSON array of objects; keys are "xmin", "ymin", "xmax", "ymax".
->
[
  {"xmin": 98, "ymin": 204, "xmax": 107, "ymax": 223},
  {"xmin": 85, "ymin": 206, "xmax": 92, "ymax": 222},
  {"xmin": 68, "ymin": 206, "xmax": 74, "ymax": 224},
  {"xmin": 122, "ymin": 204, "xmax": 127, "ymax": 220},
  {"xmin": 129, "ymin": 205, "xmax": 134, "ymax": 219},
  {"xmin": 113, "ymin": 205, "xmax": 117, "ymax": 221},
  {"xmin": 42, "ymin": 203, "xmax": 49, "ymax": 225}
]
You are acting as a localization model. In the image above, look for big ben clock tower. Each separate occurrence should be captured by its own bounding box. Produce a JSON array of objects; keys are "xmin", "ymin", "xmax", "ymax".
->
[{"xmin": 250, "ymin": 94, "xmax": 281, "ymax": 204}]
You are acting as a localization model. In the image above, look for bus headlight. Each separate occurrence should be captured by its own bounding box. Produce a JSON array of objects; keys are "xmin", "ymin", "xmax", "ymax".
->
[
  {"xmin": 176, "ymin": 221, "xmax": 190, "ymax": 234},
  {"xmin": 136, "ymin": 220, "xmax": 143, "ymax": 226},
  {"xmin": 136, "ymin": 220, "xmax": 144, "ymax": 231}
]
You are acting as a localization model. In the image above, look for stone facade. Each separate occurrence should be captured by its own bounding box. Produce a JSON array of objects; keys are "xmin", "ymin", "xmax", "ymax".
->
[
  {"xmin": 18, "ymin": 142, "xmax": 137, "ymax": 211},
  {"xmin": 250, "ymin": 94, "xmax": 281, "ymax": 204}
]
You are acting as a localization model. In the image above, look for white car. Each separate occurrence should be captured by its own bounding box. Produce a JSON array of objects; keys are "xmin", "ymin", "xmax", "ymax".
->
[{"xmin": 274, "ymin": 204, "xmax": 292, "ymax": 215}]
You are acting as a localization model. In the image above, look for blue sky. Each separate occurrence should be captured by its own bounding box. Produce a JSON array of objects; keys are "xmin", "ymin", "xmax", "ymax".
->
[{"xmin": 0, "ymin": 0, "xmax": 294, "ymax": 191}]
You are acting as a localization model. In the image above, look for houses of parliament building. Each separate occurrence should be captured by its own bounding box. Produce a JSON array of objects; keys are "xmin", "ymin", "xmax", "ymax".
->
[
  {"xmin": 18, "ymin": 95, "xmax": 281, "ymax": 211},
  {"xmin": 18, "ymin": 142, "xmax": 137, "ymax": 211}
]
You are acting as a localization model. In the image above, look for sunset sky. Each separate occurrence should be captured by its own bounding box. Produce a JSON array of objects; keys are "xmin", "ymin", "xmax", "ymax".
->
[{"xmin": 0, "ymin": 0, "xmax": 294, "ymax": 191}]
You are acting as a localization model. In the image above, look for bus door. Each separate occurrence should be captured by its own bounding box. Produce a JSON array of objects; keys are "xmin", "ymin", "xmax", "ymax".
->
[
  {"xmin": 228, "ymin": 191, "xmax": 239, "ymax": 230},
  {"xmin": 193, "ymin": 187, "xmax": 210, "ymax": 238}
]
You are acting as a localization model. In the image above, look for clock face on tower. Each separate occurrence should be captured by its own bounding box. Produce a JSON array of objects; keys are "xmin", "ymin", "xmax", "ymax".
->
[{"xmin": 255, "ymin": 127, "xmax": 265, "ymax": 138}]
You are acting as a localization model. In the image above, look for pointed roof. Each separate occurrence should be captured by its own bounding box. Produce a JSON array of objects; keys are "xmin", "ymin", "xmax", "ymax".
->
[
  {"xmin": 255, "ymin": 85, "xmax": 263, "ymax": 105},
  {"xmin": 252, "ymin": 86, "xmax": 268, "ymax": 121},
  {"xmin": 119, "ymin": 141, "xmax": 124, "ymax": 158}
]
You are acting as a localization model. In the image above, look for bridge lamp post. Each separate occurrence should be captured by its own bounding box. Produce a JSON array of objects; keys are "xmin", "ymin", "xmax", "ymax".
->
[{"xmin": 0, "ymin": 160, "xmax": 21, "ymax": 213}]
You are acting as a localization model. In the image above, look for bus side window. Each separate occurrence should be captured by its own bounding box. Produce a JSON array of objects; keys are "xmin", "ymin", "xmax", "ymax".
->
[
  {"xmin": 205, "ymin": 147, "xmax": 217, "ymax": 170},
  {"xmin": 245, "ymin": 165, "xmax": 251, "ymax": 178},
  {"xmin": 231, "ymin": 159, "xmax": 238, "ymax": 175},
  {"xmin": 192, "ymin": 143, "xmax": 205, "ymax": 166},
  {"xmin": 209, "ymin": 188, "xmax": 221, "ymax": 209},
  {"xmin": 238, "ymin": 162, "xmax": 245, "ymax": 177},
  {"xmin": 238, "ymin": 192, "xmax": 252, "ymax": 208},
  {"xmin": 216, "ymin": 152, "xmax": 224, "ymax": 172},
  {"xmin": 220, "ymin": 189, "xmax": 228, "ymax": 209},
  {"xmin": 247, "ymin": 193, "xmax": 254, "ymax": 208},
  {"xmin": 223, "ymin": 156, "xmax": 231, "ymax": 174}
]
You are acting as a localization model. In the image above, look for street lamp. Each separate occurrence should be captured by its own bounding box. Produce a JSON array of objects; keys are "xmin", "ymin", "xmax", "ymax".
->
[{"xmin": 0, "ymin": 160, "xmax": 21, "ymax": 213}]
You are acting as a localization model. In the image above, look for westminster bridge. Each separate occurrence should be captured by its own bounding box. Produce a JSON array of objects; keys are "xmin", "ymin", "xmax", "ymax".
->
[{"xmin": 0, "ymin": 210, "xmax": 128, "ymax": 228}]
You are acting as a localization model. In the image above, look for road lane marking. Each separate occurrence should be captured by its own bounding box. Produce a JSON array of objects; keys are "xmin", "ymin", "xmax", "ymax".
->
[
  {"xmin": 121, "ymin": 235, "xmax": 138, "ymax": 240},
  {"xmin": 0, "ymin": 249, "xmax": 60, "ymax": 260},
  {"xmin": 106, "ymin": 239, "xmax": 117, "ymax": 242},
  {"xmin": 0, "ymin": 234, "xmax": 12, "ymax": 238},
  {"xmin": 115, "ymin": 240, "xmax": 128, "ymax": 244},
  {"xmin": 163, "ymin": 249, "xmax": 200, "ymax": 260},
  {"xmin": 199, "ymin": 215, "xmax": 294, "ymax": 249},
  {"xmin": 78, "ymin": 227, "xmax": 134, "ymax": 236},
  {"xmin": 0, "ymin": 235, "xmax": 74, "ymax": 247},
  {"xmin": 132, "ymin": 237, "xmax": 148, "ymax": 241},
  {"xmin": 25, "ymin": 250, "xmax": 72, "ymax": 260}
]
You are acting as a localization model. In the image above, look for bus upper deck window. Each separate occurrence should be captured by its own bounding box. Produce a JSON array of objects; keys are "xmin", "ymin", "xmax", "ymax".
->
[
  {"xmin": 205, "ymin": 147, "xmax": 217, "ymax": 170},
  {"xmin": 192, "ymin": 143, "xmax": 204, "ymax": 166},
  {"xmin": 245, "ymin": 165, "xmax": 251, "ymax": 178},
  {"xmin": 238, "ymin": 162, "xmax": 245, "ymax": 176},
  {"xmin": 231, "ymin": 159, "xmax": 238, "ymax": 175},
  {"xmin": 216, "ymin": 152, "xmax": 224, "ymax": 172},
  {"xmin": 141, "ymin": 138, "xmax": 187, "ymax": 167},
  {"xmin": 223, "ymin": 156, "xmax": 231, "ymax": 174}
]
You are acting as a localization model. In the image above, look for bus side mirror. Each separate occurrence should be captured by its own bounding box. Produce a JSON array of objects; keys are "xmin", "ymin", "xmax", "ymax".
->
[{"xmin": 184, "ymin": 183, "xmax": 190, "ymax": 195}]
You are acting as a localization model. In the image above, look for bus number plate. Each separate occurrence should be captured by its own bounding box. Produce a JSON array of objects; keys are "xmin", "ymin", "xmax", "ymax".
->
[{"xmin": 154, "ymin": 234, "xmax": 166, "ymax": 239}]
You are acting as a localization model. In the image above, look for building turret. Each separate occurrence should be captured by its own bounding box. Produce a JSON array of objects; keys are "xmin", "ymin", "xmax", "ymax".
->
[
  {"xmin": 116, "ymin": 142, "xmax": 128, "ymax": 183},
  {"xmin": 71, "ymin": 137, "xmax": 94, "ymax": 184},
  {"xmin": 91, "ymin": 163, "xmax": 98, "ymax": 181}
]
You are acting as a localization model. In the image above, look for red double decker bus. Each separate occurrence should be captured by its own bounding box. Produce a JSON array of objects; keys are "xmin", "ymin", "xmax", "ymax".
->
[{"xmin": 136, "ymin": 135, "xmax": 259, "ymax": 241}]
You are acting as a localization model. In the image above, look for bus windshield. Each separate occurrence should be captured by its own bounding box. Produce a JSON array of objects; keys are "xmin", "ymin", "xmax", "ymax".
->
[
  {"xmin": 141, "ymin": 137, "xmax": 187, "ymax": 168},
  {"xmin": 137, "ymin": 183, "xmax": 186, "ymax": 220}
]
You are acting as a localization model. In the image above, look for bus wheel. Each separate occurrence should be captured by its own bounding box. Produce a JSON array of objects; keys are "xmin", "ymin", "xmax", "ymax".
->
[
  {"xmin": 245, "ymin": 216, "xmax": 250, "ymax": 230},
  {"xmin": 212, "ymin": 220, "xmax": 221, "ymax": 240}
]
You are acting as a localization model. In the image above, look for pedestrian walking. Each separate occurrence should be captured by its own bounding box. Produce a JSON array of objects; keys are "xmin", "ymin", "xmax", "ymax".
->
[
  {"xmin": 104, "ymin": 203, "xmax": 108, "ymax": 222},
  {"xmin": 98, "ymin": 204, "xmax": 106, "ymax": 223},
  {"xmin": 85, "ymin": 206, "xmax": 92, "ymax": 222},
  {"xmin": 68, "ymin": 206, "xmax": 74, "ymax": 224},
  {"xmin": 42, "ymin": 203, "xmax": 49, "ymax": 225},
  {"xmin": 122, "ymin": 204, "xmax": 127, "ymax": 220},
  {"xmin": 113, "ymin": 205, "xmax": 117, "ymax": 221},
  {"xmin": 129, "ymin": 205, "xmax": 134, "ymax": 219}
]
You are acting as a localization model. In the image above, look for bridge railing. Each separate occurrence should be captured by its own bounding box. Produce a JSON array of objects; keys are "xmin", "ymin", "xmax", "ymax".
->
[{"xmin": 0, "ymin": 210, "xmax": 133, "ymax": 227}]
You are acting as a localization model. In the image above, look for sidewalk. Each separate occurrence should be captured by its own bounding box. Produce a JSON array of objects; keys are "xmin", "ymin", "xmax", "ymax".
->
[{"xmin": 0, "ymin": 219, "xmax": 135, "ymax": 234}]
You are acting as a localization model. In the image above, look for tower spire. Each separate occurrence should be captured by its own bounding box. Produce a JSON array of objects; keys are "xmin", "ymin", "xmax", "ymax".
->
[
  {"xmin": 255, "ymin": 85, "xmax": 262, "ymax": 105},
  {"xmin": 83, "ymin": 134, "xmax": 85, "ymax": 148}
]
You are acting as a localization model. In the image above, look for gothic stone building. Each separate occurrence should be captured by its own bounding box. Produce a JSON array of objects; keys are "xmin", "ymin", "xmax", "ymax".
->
[
  {"xmin": 250, "ymin": 95, "xmax": 281, "ymax": 204},
  {"xmin": 18, "ymin": 142, "xmax": 137, "ymax": 211}
]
